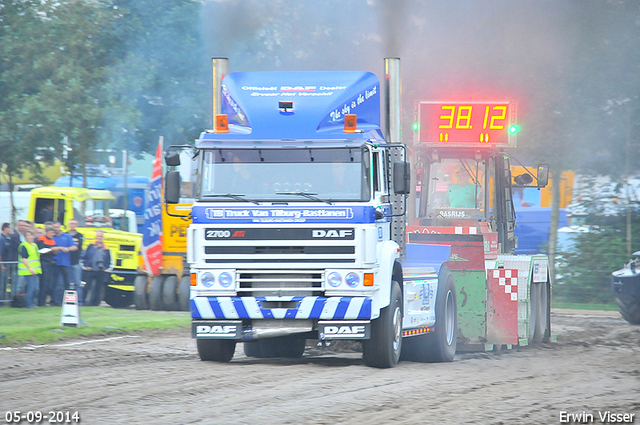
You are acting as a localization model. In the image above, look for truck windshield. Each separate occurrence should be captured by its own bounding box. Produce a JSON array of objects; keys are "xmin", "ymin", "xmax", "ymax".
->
[
  {"xmin": 200, "ymin": 147, "xmax": 371, "ymax": 202},
  {"xmin": 73, "ymin": 199, "xmax": 114, "ymax": 228},
  {"xmin": 421, "ymin": 158, "xmax": 492, "ymax": 219}
]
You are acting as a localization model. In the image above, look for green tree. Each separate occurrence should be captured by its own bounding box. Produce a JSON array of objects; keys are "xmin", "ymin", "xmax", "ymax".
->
[{"xmin": 102, "ymin": 0, "xmax": 208, "ymax": 154}]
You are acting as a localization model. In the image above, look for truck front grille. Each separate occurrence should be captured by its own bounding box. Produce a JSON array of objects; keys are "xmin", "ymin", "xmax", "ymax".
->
[{"xmin": 237, "ymin": 270, "xmax": 323, "ymax": 297}]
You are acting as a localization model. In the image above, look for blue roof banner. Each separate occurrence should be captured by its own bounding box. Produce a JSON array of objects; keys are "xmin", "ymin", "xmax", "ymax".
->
[{"xmin": 201, "ymin": 71, "xmax": 382, "ymax": 141}]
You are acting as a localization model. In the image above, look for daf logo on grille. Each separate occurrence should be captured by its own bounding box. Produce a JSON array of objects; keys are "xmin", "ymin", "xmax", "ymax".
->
[{"xmin": 312, "ymin": 229, "xmax": 353, "ymax": 238}]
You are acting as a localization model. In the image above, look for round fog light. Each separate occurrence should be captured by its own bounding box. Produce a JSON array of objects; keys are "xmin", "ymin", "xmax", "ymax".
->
[
  {"xmin": 327, "ymin": 272, "xmax": 342, "ymax": 287},
  {"xmin": 218, "ymin": 272, "xmax": 233, "ymax": 288},
  {"xmin": 345, "ymin": 272, "xmax": 359, "ymax": 288},
  {"xmin": 201, "ymin": 272, "xmax": 215, "ymax": 288}
]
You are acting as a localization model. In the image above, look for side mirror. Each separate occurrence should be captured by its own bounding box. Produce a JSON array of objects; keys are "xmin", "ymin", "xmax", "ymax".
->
[
  {"xmin": 514, "ymin": 173, "xmax": 534, "ymax": 186},
  {"xmin": 537, "ymin": 164, "xmax": 549, "ymax": 187},
  {"xmin": 393, "ymin": 161, "xmax": 411, "ymax": 195},
  {"xmin": 165, "ymin": 151, "xmax": 181, "ymax": 167},
  {"xmin": 165, "ymin": 171, "xmax": 181, "ymax": 204}
]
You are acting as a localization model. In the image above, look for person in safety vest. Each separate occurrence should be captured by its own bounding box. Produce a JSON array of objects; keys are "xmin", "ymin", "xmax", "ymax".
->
[{"xmin": 18, "ymin": 230, "xmax": 42, "ymax": 308}]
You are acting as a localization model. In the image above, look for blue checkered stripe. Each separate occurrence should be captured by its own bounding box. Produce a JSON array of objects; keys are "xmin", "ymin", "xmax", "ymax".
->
[{"xmin": 191, "ymin": 296, "xmax": 372, "ymax": 320}]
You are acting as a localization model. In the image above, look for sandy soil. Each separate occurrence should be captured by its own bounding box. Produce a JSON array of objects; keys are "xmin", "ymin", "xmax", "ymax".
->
[{"xmin": 1, "ymin": 309, "xmax": 639, "ymax": 425}]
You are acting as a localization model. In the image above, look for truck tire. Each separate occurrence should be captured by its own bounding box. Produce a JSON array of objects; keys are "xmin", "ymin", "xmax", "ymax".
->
[
  {"xmin": 104, "ymin": 287, "xmax": 134, "ymax": 308},
  {"xmin": 362, "ymin": 281, "xmax": 402, "ymax": 368},
  {"xmin": 426, "ymin": 267, "xmax": 457, "ymax": 362},
  {"xmin": 615, "ymin": 293, "xmax": 640, "ymax": 325},
  {"xmin": 161, "ymin": 276, "xmax": 179, "ymax": 311},
  {"xmin": 283, "ymin": 337, "xmax": 306, "ymax": 358},
  {"xmin": 177, "ymin": 275, "xmax": 191, "ymax": 312},
  {"xmin": 197, "ymin": 339, "xmax": 236, "ymax": 362},
  {"xmin": 134, "ymin": 275, "xmax": 149, "ymax": 310},
  {"xmin": 148, "ymin": 276, "xmax": 165, "ymax": 311},
  {"xmin": 243, "ymin": 341, "xmax": 261, "ymax": 357},
  {"xmin": 401, "ymin": 268, "xmax": 457, "ymax": 363}
]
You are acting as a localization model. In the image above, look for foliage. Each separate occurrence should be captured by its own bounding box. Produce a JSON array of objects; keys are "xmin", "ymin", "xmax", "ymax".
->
[
  {"xmin": 554, "ymin": 213, "xmax": 640, "ymax": 305},
  {"xmin": 0, "ymin": 0, "xmax": 207, "ymax": 184},
  {"xmin": 103, "ymin": 0, "xmax": 208, "ymax": 154}
]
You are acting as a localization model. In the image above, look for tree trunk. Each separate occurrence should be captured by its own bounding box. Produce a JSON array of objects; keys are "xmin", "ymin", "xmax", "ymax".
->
[
  {"xmin": 8, "ymin": 172, "xmax": 15, "ymax": 225},
  {"xmin": 548, "ymin": 166, "xmax": 562, "ymax": 286}
]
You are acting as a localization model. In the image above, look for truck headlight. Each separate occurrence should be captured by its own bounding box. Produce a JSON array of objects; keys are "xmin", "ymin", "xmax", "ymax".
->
[
  {"xmin": 345, "ymin": 272, "xmax": 360, "ymax": 288},
  {"xmin": 218, "ymin": 272, "xmax": 233, "ymax": 288},
  {"xmin": 327, "ymin": 272, "xmax": 342, "ymax": 287},
  {"xmin": 201, "ymin": 272, "xmax": 215, "ymax": 288}
]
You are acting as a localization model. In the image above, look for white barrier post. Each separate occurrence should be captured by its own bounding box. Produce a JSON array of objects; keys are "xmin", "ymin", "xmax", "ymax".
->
[{"xmin": 60, "ymin": 290, "xmax": 81, "ymax": 327}]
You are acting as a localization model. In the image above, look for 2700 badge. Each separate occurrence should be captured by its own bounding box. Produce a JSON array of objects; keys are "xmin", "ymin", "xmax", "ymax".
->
[{"xmin": 204, "ymin": 229, "xmax": 246, "ymax": 240}]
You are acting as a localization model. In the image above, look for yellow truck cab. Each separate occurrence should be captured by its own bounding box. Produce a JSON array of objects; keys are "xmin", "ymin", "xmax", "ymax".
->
[{"xmin": 28, "ymin": 186, "xmax": 142, "ymax": 307}]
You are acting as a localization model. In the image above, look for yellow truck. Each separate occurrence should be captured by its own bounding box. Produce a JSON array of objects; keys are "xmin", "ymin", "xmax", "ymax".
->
[
  {"xmin": 28, "ymin": 186, "xmax": 142, "ymax": 307},
  {"xmin": 133, "ymin": 202, "xmax": 192, "ymax": 311},
  {"xmin": 132, "ymin": 147, "xmax": 196, "ymax": 311}
]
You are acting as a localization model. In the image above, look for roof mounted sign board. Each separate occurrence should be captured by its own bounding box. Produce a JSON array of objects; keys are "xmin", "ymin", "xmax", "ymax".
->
[
  {"xmin": 418, "ymin": 101, "xmax": 517, "ymax": 148},
  {"xmin": 199, "ymin": 71, "xmax": 382, "ymax": 142}
]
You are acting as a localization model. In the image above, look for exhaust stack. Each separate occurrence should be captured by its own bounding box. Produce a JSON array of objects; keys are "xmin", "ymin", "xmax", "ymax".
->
[
  {"xmin": 212, "ymin": 57, "xmax": 229, "ymax": 128},
  {"xmin": 384, "ymin": 58, "xmax": 401, "ymax": 143}
]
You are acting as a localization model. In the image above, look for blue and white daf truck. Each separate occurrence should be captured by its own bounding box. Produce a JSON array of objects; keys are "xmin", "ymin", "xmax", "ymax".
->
[{"xmin": 165, "ymin": 58, "xmax": 550, "ymax": 368}]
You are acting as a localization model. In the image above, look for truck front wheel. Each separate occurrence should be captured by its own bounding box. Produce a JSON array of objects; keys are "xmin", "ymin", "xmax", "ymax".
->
[
  {"xmin": 197, "ymin": 339, "xmax": 236, "ymax": 362},
  {"xmin": 362, "ymin": 281, "xmax": 402, "ymax": 368}
]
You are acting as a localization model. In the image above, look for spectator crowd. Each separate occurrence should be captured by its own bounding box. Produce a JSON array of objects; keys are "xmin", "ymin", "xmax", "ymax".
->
[{"xmin": 0, "ymin": 220, "xmax": 111, "ymax": 308}]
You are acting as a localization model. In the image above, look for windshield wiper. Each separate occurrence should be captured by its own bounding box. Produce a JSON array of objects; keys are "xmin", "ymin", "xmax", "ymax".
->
[
  {"xmin": 205, "ymin": 193, "xmax": 260, "ymax": 205},
  {"xmin": 276, "ymin": 192, "xmax": 333, "ymax": 205}
]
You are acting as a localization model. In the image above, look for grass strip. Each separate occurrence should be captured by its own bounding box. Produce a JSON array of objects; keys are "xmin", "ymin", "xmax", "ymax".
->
[{"xmin": 0, "ymin": 306, "xmax": 189, "ymax": 346}]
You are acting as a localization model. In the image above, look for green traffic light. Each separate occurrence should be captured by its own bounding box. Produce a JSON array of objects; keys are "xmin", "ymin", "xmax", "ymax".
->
[
  {"xmin": 509, "ymin": 125, "xmax": 519, "ymax": 134},
  {"xmin": 412, "ymin": 122, "xmax": 419, "ymax": 131}
]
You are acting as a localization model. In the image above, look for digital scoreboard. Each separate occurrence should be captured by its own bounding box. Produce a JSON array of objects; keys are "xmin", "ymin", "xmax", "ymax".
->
[{"xmin": 418, "ymin": 101, "xmax": 517, "ymax": 148}]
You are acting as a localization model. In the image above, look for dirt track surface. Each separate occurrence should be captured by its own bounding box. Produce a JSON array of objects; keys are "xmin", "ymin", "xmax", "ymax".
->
[{"xmin": 1, "ymin": 309, "xmax": 639, "ymax": 425}]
